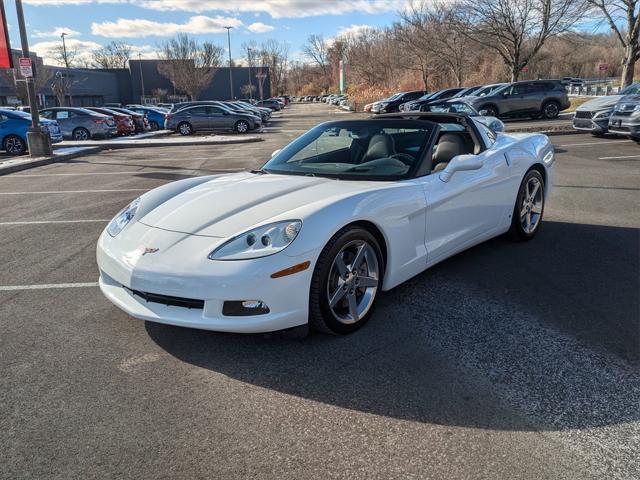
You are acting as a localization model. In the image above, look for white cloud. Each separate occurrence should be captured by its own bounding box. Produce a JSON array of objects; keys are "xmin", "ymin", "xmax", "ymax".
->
[
  {"xmin": 24, "ymin": 0, "xmax": 125, "ymax": 4},
  {"xmin": 31, "ymin": 38, "xmax": 102, "ymax": 65},
  {"xmin": 336, "ymin": 24, "xmax": 375, "ymax": 38},
  {"xmin": 91, "ymin": 15, "xmax": 243, "ymax": 38},
  {"xmin": 137, "ymin": 0, "xmax": 404, "ymax": 18},
  {"xmin": 32, "ymin": 27, "xmax": 80, "ymax": 38},
  {"xmin": 247, "ymin": 22, "xmax": 274, "ymax": 33}
]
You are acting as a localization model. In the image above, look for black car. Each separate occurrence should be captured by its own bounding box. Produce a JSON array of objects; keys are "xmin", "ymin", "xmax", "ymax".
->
[
  {"xmin": 402, "ymin": 88, "xmax": 466, "ymax": 112},
  {"xmin": 374, "ymin": 90, "xmax": 428, "ymax": 114},
  {"xmin": 256, "ymin": 99, "xmax": 282, "ymax": 111}
]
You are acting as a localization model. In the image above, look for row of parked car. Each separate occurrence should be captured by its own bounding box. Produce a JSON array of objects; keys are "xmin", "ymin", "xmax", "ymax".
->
[
  {"xmin": 572, "ymin": 82, "xmax": 640, "ymax": 140},
  {"xmin": 364, "ymin": 80, "xmax": 571, "ymax": 120},
  {"xmin": 0, "ymin": 96, "xmax": 291, "ymax": 155}
]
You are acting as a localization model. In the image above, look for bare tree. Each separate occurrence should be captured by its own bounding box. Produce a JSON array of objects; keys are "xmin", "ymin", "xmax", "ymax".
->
[
  {"xmin": 587, "ymin": 0, "xmax": 640, "ymax": 87},
  {"xmin": 454, "ymin": 0, "xmax": 585, "ymax": 81},
  {"xmin": 151, "ymin": 87, "xmax": 168, "ymax": 101},
  {"xmin": 53, "ymin": 43, "xmax": 78, "ymax": 68},
  {"xmin": 303, "ymin": 34, "xmax": 329, "ymax": 88},
  {"xmin": 157, "ymin": 34, "xmax": 224, "ymax": 100},
  {"xmin": 241, "ymin": 84, "xmax": 256, "ymax": 96},
  {"xmin": 50, "ymin": 70, "xmax": 84, "ymax": 106},
  {"xmin": 92, "ymin": 41, "xmax": 132, "ymax": 69},
  {"xmin": 258, "ymin": 39, "xmax": 289, "ymax": 95}
]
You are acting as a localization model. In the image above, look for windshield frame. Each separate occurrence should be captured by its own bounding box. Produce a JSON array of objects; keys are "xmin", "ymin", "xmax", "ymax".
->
[{"xmin": 261, "ymin": 119, "xmax": 439, "ymax": 181}]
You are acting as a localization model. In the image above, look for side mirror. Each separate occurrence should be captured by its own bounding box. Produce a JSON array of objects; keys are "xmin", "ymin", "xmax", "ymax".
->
[
  {"xmin": 271, "ymin": 148, "xmax": 282, "ymax": 158},
  {"xmin": 478, "ymin": 109, "xmax": 488, "ymax": 116},
  {"xmin": 440, "ymin": 154, "xmax": 483, "ymax": 183}
]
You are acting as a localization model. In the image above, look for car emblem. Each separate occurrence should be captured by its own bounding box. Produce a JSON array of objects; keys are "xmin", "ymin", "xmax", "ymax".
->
[{"xmin": 141, "ymin": 247, "xmax": 159, "ymax": 255}]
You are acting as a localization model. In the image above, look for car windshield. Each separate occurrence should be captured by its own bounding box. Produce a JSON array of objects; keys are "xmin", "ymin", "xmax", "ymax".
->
[
  {"xmin": 262, "ymin": 120, "xmax": 434, "ymax": 180},
  {"xmin": 6, "ymin": 110, "xmax": 32, "ymax": 119},
  {"xmin": 475, "ymin": 84, "xmax": 506, "ymax": 97},
  {"xmin": 621, "ymin": 83, "xmax": 640, "ymax": 95}
]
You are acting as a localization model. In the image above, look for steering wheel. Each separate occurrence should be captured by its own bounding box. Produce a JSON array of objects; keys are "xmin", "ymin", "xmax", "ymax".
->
[{"xmin": 391, "ymin": 153, "xmax": 415, "ymax": 166}]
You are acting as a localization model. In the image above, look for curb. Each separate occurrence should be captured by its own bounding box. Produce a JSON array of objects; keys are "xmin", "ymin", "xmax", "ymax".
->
[
  {"xmin": 95, "ymin": 136, "xmax": 264, "ymax": 150},
  {"xmin": 0, "ymin": 147, "xmax": 102, "ymax": 176},
  {"xmin": 507, "ymin": 127, "xmax": 584, "ymax": 136}
]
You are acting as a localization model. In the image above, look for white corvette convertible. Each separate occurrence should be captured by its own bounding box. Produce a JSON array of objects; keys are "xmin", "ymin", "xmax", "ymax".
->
[{"xmin": 97, "ymin": 113, "xmax": 554, "ymax": 335}]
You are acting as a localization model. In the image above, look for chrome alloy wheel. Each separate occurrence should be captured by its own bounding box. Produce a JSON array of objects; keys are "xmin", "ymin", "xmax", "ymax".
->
[
  {"xmin": 544, "ymin": 102, "xmax": 559, "ymax": 118},
  {"xmin": 520, "ymin": 176, "xmax": 544, "ymax": 234},
  {"xmin": 5, "ymin": 136, "xmax": 24, "ymax": 154},
  {"xmin": 326, "ymin": 240, "xmax": 379, "ymax": 324}
]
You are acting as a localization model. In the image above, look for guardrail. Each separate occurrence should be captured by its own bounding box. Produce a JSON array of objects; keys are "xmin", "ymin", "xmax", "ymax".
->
[{"xmin": 567, "ymin": 85, "xmax": 621, "ymax": 97}]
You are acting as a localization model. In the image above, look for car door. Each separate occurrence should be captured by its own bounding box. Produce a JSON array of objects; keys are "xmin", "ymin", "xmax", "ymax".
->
[
  {"xmin": 502, "ymin": 83, "xmax": 537, "ymax": 114},
  {"xmin": 53, "ymin": 110, "xmax": 73, "ymax": 137},
  {"xmin": 207, "ymin": 106, "xmax": 233, "ymax": 129},
  {"xmin": 183, "ymin": 106, "xmax": 210, "ymax": 130},
  {"xmin": 419, "ymin": 130, "xmax": 512, "ymax": 266}
]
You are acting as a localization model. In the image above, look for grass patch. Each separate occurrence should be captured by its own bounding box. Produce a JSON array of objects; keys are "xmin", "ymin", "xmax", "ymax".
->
[{"xmin": 567, "ymin": 97, "xmax": 593, "ymax": 112}]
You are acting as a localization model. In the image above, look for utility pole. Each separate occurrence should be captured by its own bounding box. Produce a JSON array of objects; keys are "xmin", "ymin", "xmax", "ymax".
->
[
  {"xmin": 138, "ymin": 53, "xmax": 144, "ymax": 104},
  {"xmin": 60, "ymin": 31, "xmax": 69, "ymax": 68},
  {"xmin": 15, "ymin": 0, "xmax": 51, "ymax": 156},
  {"xmin": 247, "ymin": 47, "xmax": 253, "ymax": 101},
  {"xmin": 224, "ymin": 26, "xmax": 234, "ymax": 99}
]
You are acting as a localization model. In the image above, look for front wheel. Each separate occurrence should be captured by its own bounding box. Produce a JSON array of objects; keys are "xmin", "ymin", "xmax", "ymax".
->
[
  {"xmin": 3, "ymin": 134, "xmax": 26, "ymax": 155},
  {"xmin": 177, "ymin": 122, "xmax": 193, "ymax": 136},
  {"xmin": 509, "ymin": 170, "xmax": 545, "ymax": 241},
  {"xmin": 482, "ymin": 105, "xmax": 498, "ymax": 117},
  {"xmin": 309, "ymin": 226, "xmax": 384, "ymax": 334},
  {"xmin": 542, "ymin": 101, "xmax": 560, "ymax": 119},
  {"xmin": 234, "ymin": 120, "xmax": 250, "ymax": 133}
]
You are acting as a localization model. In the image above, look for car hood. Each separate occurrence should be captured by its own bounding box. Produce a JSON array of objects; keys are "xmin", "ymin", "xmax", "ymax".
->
[
  {"xmin": 138, "ymin": 172, "xmax": 371, "ymax": 238},
  {"xmin": 576, "ymin": 95, "xmax": 622, "ymax": 111},
  {"xmin": 615, "ymin": 94, "xmax": 640, "ymax": 106}
]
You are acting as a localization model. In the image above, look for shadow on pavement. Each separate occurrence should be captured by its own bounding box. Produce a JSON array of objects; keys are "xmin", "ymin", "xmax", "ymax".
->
[{"xmin": 147, "ymin": 221, "xmax": 640, "ymax": 431}]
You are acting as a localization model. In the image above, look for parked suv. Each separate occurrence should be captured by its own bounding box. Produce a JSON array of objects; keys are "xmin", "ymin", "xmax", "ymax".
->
[
  {"xmin": 39, "ymin": 107, "xmax": 117, "ymax": 140},
  {"xmin": 165, "ymin": 105, "xmax": 260, "ymax": 134},
  {"xmin": 573, "ymin": 82, "xmax": 640, "ymax": 136},
  {"xmin": 467, "ymin": 80, "xmax": 570, "ymax": 119},
  {"xmin": 374, "ymin": 90, "xmax": 428, "ymax": 114},
  {"xmin": 608, "ymin": 94, "xmax": 640, "ymax": 141}
]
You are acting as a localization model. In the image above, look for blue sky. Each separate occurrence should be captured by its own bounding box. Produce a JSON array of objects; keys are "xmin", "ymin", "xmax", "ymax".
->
[{"xmin": 3, "ymin": 0, "xmax": 405, "ymax": 65}]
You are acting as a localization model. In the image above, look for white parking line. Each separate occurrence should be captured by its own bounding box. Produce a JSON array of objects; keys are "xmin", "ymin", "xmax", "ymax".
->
[
  {"xmin": 555, "ymin": 140, "xmax": 632, "ymax": 147},
  {"xmin": 0, "ymin": 219, "xmax": 109, "ymax": 225},
  {"xmin": 599, "ymin": 154, "xmax": 640, "ymax": 160},
  {"xmin": 0, "ymin": 189, "xmax": 148, "ymax": 195},
  {"xmin": 0, "ymin": 282, "xmax": 98, "ymax": 291}
]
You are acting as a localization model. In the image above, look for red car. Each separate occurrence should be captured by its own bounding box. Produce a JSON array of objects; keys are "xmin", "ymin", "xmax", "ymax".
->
[
  {"xmin": 108, "ymin": 107, "xmax": 149, "ymax": 133},
  {"xmin": 87, "ymin": 107, "xmax": 135, "ymax": 136}
]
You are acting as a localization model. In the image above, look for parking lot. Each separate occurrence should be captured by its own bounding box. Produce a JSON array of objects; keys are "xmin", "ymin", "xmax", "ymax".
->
[{"xmin": 1, "ymin": 103, "xmax": 639, "ymax": 479}]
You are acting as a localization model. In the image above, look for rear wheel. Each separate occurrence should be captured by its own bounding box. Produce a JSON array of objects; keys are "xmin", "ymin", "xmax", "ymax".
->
[
  {"xmin": 177, "ymin": 122, "xmax": 192, "ymax": 136},
  {"xmin": 149, "ymin": 120, "xmax": 159, "ymax": 131},
  {"xmin": 72, "ymin": 127, "xmax": 90, "ymax": 141},
  {"xmin": 509, "ymin": 170, "xmax": 545, "ymax": 241},
  {"xmin": 309, "ymin": 226, "xmax": 384, "ymax": 335},
  {"xmin": 3, "ymin": 135, "xmax": 26, "ymax": 155},
  {"xmin": 234, "ymin": 120, "xmax": 250, "ymax": 133}
]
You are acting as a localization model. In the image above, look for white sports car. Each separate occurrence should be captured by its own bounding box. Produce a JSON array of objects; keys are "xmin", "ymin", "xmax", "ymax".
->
[{"xmin": 97, "ymin": 113, "xmax": 554, "ymax": 335}]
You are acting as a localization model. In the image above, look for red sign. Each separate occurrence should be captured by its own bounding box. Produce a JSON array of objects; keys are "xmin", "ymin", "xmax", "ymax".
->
[
  {"xmin": 599, "ymin": 63, "xmax": 608, "ymax": 71},
  {"xmin": 19, "ymin": 58, "xmax": 32, "ymax": 77},
  {"xmin": 521, "ymin": 66, "xmax": 529, "ymax": 73},
  {"xmin": 0, "ymin": 2, "xmax": 12, "ymax": 69}
]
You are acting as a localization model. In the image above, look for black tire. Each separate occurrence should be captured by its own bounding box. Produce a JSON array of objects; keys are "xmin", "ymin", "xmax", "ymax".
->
[
  {"xmin": 309, "ymin": 225, "xmax": 384, "ymax": 335},
  {"xmin": 72, "ymin": 127, "xmax": 90, "ymax": 141},
  {"xmin": 149, "ymin": 120, "xmax": 159, "ymax": 131},
  {"xmin": 482, "ymin": 105, "xmax": 498, "ymax": 117},
  {"xmin": 591, "ymin": 132, "xmax": 606, "ymax": 138},
  {"xmin": 177, "ymin": 122, "xmax": 193, "ymax": 136},
  {"xmin": 234, "ymin": 120, "xmax": 250, "ymax": 133},
  {"xmin": 541, "ymin": 101, "xmax": 560, "ymax": 119},
  {"xmin": 3, "ymin": 134, "xmax": 26, "ymax": 155},
  {"xmin": 509, "ymin": 169, "xmax": 545, "ymax": 241}
]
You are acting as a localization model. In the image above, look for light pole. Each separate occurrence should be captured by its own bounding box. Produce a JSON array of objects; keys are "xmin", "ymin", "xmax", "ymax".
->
[
  {"xmin": 224, "ymin": 26, "xmax": 233, "ymax": 99},
  {"xmin": 60, "ymin": 32, "xmax": 69, "ymax": 68},
  {"xmin": 138, "ymin": 53, "xmax": 145, "ymax": 104},
  {"xmin": 247, "ymin": 47, "xmax": 253, "ymax": 101},
  {"xmin": 15, "ymin": 0, "xmax": 52, "ymax": 156}
]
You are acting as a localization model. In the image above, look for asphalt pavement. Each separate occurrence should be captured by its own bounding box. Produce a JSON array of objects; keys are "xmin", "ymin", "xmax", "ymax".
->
[{"xmin": 1, "ymin": 103, "xmax": 639, "ymax": 480}]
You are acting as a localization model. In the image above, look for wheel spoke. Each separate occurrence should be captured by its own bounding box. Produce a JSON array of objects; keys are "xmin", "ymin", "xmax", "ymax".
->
[
  {"xmin": 358, "ymin": 276, "xmax": 378, "ymax": 288},
  {"xmin": 329, "ymin": 285, "xmax": 347, "ymax": 307},
  {"xmin": 348, "ymin": 294, "xmax": 359, "ymax": 322},
  {"xmin": 525, "ymin": 182, "xmax": 531, "ymax": 198},
  {"xmin": 351, "ymin": 243, "xmax": 366, "ymax": 271},
  {"xmin": 334, "ymin": 254, "xmax": 348, "ymax": 279},
  {"xmin": 520, "ymin": 204, "xmax": 528, "ymax": 218},
  {"xmin": 530, "ymin": 182, "xmax": 540, "ymax": 199},
  {"xmin": 526, "ymin": 212, "xmax": 532, "ymax": 231},
  {"xmin": 531, "ymin": 204, "xmax": 542, "ymax": 214}
]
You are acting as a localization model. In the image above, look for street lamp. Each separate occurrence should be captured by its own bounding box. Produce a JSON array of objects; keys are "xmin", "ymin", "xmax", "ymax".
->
[
  {"xmin": 60, "ymin": 31, "xmax": 69, "ymax": 68},
  {"xmin": 224, "ymin": 26, "xmax": 233, "ymax": 99},
  {"xmin": 247, "ymin": 47, "xmax": 253, "ymax": 101},
  {"xmin": 138, "ymin": 53, "xmax": 145, "ymax": 104}
]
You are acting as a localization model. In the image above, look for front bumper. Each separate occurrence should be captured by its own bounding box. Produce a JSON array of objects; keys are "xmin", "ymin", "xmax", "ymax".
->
[
  {"xmin": 608, "ymin": 115, "xmax": 640, "ymax": 138},
  {"xmin": 97, "ymin": 222, "xmax": 316, "ymax": 333},
  {"xmin": 572, "ymin": 117, "xmax": 609, "ymax": 133}
]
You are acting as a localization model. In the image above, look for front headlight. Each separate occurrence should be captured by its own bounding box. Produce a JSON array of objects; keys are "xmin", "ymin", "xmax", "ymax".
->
[
  {"xmin": 107, "ymin": 197, "xmax": 140, "ymax": 237},
  {"xmin": 594, "ymin": 109, "xmax": 613, "ymax": 118},
  {"xmin": 208, "ymin": 220, "xmax": 302, "ymax": 261}
]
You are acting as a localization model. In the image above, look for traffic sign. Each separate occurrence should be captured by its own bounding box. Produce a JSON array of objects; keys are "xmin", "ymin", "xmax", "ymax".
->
[
  {"xmin": 599, "ymin": 63, "xmax": 608, "ymax": 72},
  {"xmin": 521, "ymin": 66, "xmax": 529, "ymax": 73},
  {"xmin": 19, "ymin": 57, "xmax": 32, "ymax": 78}
]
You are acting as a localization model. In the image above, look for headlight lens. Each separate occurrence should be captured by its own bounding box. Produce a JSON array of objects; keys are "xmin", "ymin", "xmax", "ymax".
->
[
  {"xmin": 107, "ymin": 197, "xmax": 140, "ymax": 237},
  {"xmin": 634, "ymin": 105, "xmax": 640, "ymax": 112},
  {"xmin": 208, "ymin": 220, "xmax": 302, "ymax": 261},
  {"xmin": 594, "ymin": 109, "xmax": 613, "ymax": 118}
]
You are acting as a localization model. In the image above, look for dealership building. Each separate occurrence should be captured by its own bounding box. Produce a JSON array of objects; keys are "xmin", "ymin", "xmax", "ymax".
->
[{"xmin": 0, "ymin": 50, "xmax": 272, "ymax": 107}]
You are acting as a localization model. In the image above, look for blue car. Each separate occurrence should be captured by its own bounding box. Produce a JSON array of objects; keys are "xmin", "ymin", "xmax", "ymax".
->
[
  {"xmin": 125, "ymin": 105, "xmax": 166, "ymax": 131},
  {"xmin": 0, "ymin": 109, "xmax": 63, "ymax": 155}
]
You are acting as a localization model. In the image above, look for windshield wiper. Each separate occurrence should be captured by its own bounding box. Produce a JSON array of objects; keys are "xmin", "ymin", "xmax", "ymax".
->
[{"xmin": 250, "ymin": 168, "xmax": 269, "ymax": 175}]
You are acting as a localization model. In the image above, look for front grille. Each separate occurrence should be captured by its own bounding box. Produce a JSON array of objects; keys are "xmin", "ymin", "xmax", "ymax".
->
[
  {"xmin": 614, "ymin": 111, "xmax": 633, "ymax": 117},
  {"xmin": 609, "ymin": 126, "xmax": 630, "ymax": 133},
  {"xmin": 574, "ymin": 111, "xmax": 593, "ymax": 119},
  {"xmin": 125, "ymin": 287, "xmax": 205, "ymax": 309}
]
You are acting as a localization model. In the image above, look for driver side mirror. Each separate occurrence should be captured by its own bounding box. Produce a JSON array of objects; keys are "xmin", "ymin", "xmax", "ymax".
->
[
  {"xmin": 440, "ymin": 154, "xmax": 483, "ymax": 183},
  {"xmin": 271, "ymin": 148, "xmax": 282, "ymax": 158},
  {"xmin": 478, "ymin": 109, "xmax": 488, "ymax": 116}
]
